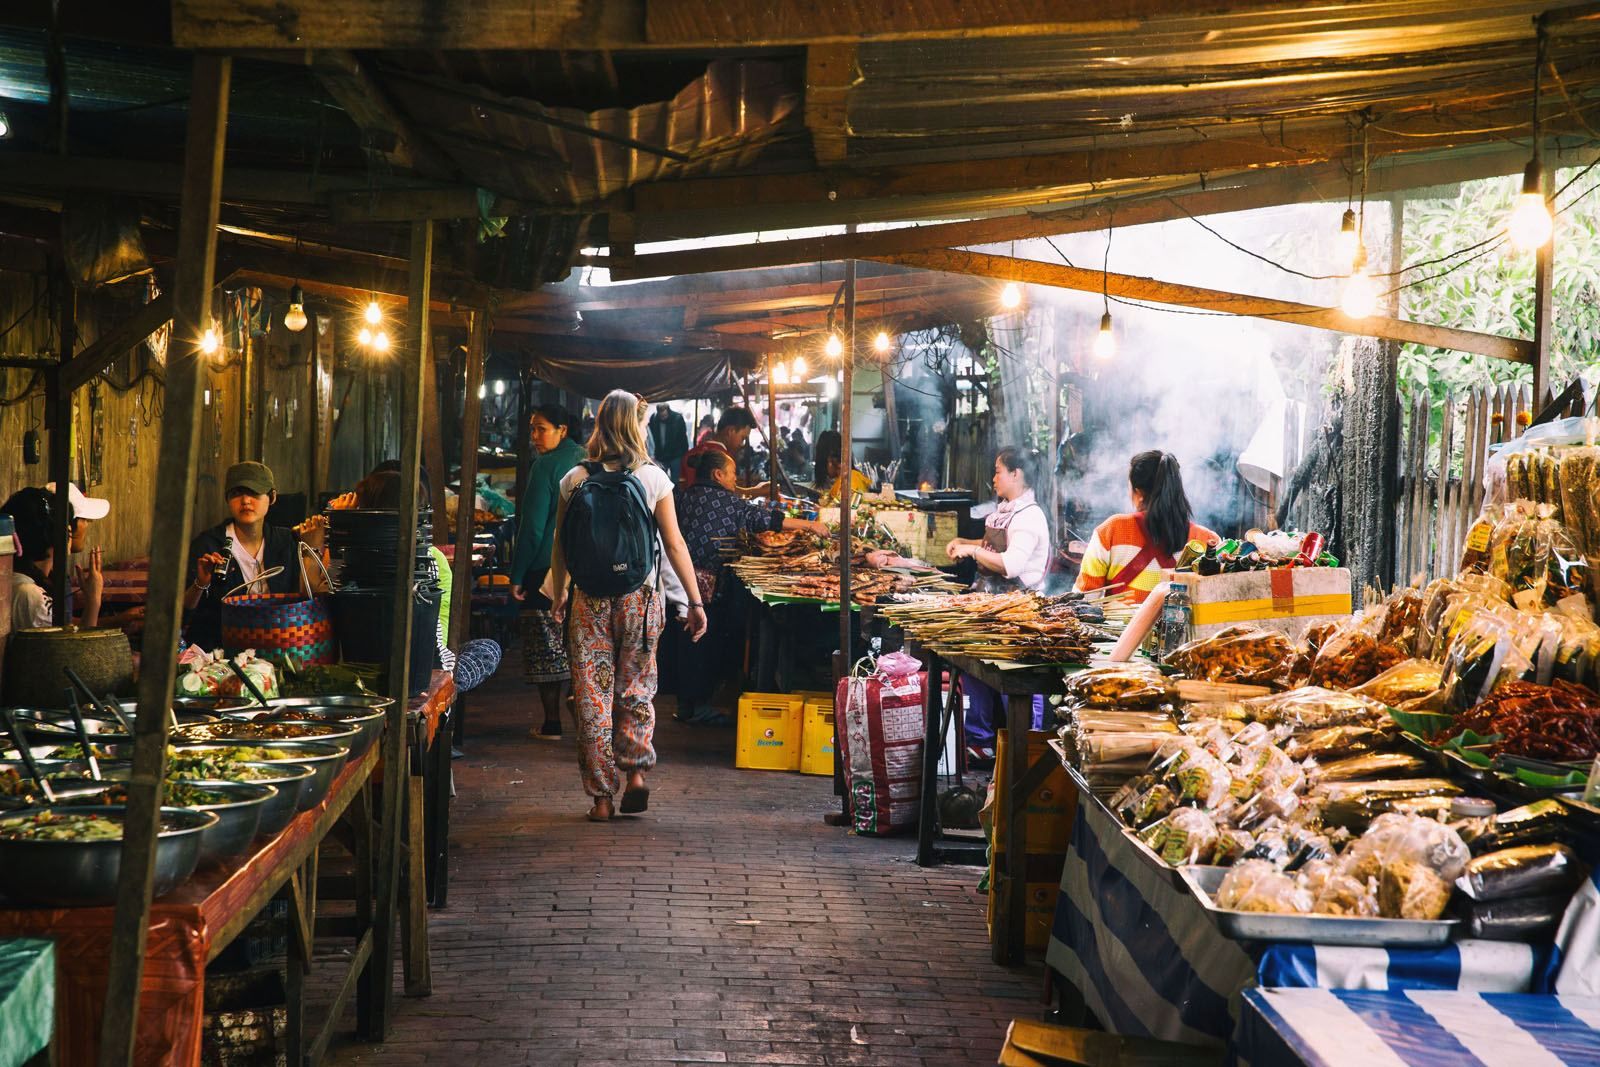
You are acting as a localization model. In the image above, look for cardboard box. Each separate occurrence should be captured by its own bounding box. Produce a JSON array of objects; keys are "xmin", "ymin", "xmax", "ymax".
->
[{"xmin": 1169, "ymin": 567, "xmax": 1352, "ymax": 641}]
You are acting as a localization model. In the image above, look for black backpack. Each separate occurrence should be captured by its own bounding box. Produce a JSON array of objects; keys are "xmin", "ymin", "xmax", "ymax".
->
[{"xmin": 560, "ymin": 462, "xmax": 659, "ymax": 597}]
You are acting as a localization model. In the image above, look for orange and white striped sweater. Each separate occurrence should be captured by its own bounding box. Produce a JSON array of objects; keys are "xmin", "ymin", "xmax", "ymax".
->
[{"xmin": 1075, "ymin": 513, "xmax": 1218, "ymax": 603}]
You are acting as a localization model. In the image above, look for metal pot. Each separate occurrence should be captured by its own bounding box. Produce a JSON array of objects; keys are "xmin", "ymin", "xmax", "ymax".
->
[
  {"xmin": 236, "ymin": 763, "xmax": 314, "ymax": 834},
  {"xmin": 0, "ymin": 805, "xmax": 215, "ymax": 906},
  {"xmin": 174, "ymin": 719, "xmax": 360, "ymax": 754},
  {"xmin": 171, "ymin": 781, "xmax": 275, "ymax": 862},
  {"xmin": 1, "ymin": 627, "xmax": 134, "ymax": 706},
  {"xmin": 145, "ymin": 741, "xmax": 347, "ymax": 811},
  {"xmin": 218, "ymin": 699, "xmax": 387, "ymax": 760}
]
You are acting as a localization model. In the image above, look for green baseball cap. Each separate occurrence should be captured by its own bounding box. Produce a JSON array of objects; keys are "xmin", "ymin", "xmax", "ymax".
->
[{"xmin": 224, "ymin": 460, "xmax": 276, "ymax": 496}]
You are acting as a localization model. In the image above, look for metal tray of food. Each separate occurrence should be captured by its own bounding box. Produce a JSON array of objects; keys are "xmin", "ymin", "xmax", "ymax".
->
[{"xmin": 1177, "ymin": 864, "xmax": 1458, "ymax": 947}]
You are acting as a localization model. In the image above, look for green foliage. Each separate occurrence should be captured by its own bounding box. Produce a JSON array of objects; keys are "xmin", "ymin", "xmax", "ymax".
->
[{"xmin": 1398, "ymin": 166, "xmax": 1600, "ymax": 407}]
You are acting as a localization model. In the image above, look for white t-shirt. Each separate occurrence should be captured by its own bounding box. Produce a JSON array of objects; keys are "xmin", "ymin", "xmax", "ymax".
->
[
  {"xmin": 226, "ymin": 523, "xmax": 267, "ymax": 589},
  {"xmin": 558, "ymin": 461, "xmax": 675, "ymax": 589},
  {"xmin": 985, "ymin": 489, "xmax": 1051, "ymax": 592},
  {"xmin": 9, "ymin": 572, "xmax": 52, "ymax": 631}
]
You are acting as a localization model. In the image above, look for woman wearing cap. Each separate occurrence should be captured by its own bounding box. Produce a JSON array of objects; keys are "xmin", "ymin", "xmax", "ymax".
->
[
  {"xmin": 0, "ymin": 487, "xmax": 101, "ymax": 631},
  {"xmin": 182, "ymin": 461, "xmax": 316, "ymax": 651}
]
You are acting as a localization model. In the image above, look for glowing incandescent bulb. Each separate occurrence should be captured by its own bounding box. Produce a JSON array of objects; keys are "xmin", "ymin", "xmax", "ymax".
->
[
  {"xmin": 363, "ymin": 301, "xmax": 383, "ymax": 325},
  {"xmin": 357, "ymin": 327, "xmax": 373, "ymax": 346},
  {"xmin": 199, "ymin": 327, "xmax": 220, "ymax": 356},
  {"xmin": 1000, "ymin": 282, "xmax": 1023, "ymax": 309},
  {"xmin": 1340, "ymin": 265, "xmax": 1380, "ymax": 320},
  {"xmin": 283, "ymin": 284, "xmax": 308, "ymax": 332},
  {"xmin": 824, "ymin": 333, "xmax": 843, "ymax": 359},
  {"xmin": 372, "ymin": 330, "xmax": 391, "ymax": 353},
  {"xmin": 873, "ymin": 330, "xmax": 892, "ymax": 354},
  {"xmin": 791, "ymin": 356, "xmax": 807, "ymax": 380},
  {"xmin": 772, "ymin": 362, "xmax": 789, "ymax": 385},
  {"xmin": 1508, "ymin": 159, "xmax": 1553, "ymax": 252},
  {"xmin": 1092, "ymin": 312, "xmax": 1116, "ymax": 360}
]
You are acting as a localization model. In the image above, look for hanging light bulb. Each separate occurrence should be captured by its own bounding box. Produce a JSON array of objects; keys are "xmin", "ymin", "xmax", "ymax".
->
[
  {"xmin": 1335, "ymin": 209, "xmax": 1360, "ymax": 270},
  {"xmin": 477, "ymin": 383, "xmax": 487, "ymax": 400},
  {"xmin": 1340, "ymin": 246, "xmax": 1380, "ymax": 319},
  {"xmin": 873, "ymin": 330, "xmax": 892, "ymax": 355},
  {"xmin": 823, "ymin": 376, "xmax": 838, "ymax": 399},
  {"xmin": 0, "ymin": 110, "xmax": 10, "ymax": 139},
  {"xmin": 1508, "ymin": 159, "xmax": 1553, "ymax": 252},
  {"xmin": 283, "ymin": 284, "xmax": 308, "ymax": 332},
  {"xmin": 824, "ymin": 333, "xmax": 843, "ymax": 359},
  {"xmin": 791, "ymin": 355, "xmax": 807, "ymax": 380},
  {"xmin": 1000, "ymin": 282, "xmax": 1022, "ymax": 310},
  {"xmin": 363, "ymin": 301, "xmax": 383, "ymax": 325},
  {"xmin": 357, "ymin": 326, "xmax": 373, "ymax": 346},
  {"xmin": 372, "ymin": 329, "xmax": 391, "ymax": 353},
  {"xmin": 493, "ymin": 379, "xmax": 506, "ymax": 396},
  {"xmin": 199, "ymin": 326, "xmax": 220, "ymax": 357},
  {"xmin": 1092, "ymin": 312, "xmax": 1116, "ymax": 360}
]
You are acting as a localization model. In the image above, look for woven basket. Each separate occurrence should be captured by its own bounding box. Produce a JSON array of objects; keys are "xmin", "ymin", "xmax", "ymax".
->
[{"xmin": 221, "ymin": 546, "xmax": 336, "ymax": 669}]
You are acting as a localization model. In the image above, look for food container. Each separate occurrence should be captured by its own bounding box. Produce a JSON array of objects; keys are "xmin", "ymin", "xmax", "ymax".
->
[
  {"xmin": 102, "ymin": 701, "xmax": 222, "ymax": 727},
  {"xmin": 0, "ymin": 805, "xmax": 216, "ymax": 905},
  {"xmin": 217, "ymin": 697, "xmax": 389, "ymax": 760},
  {"xmin": 1, "ymin": 627, "xmax": 135, "ymax": 706},
  {"xmin": 1168, "ymin": 568, "xmax": 1353, "ymax": 642},
  {"xmin": 235, "ymin": 763, "xmax": 314, "ymax": 834},
  {"xmin": 1177, "ymin": 864, "xmax": 1458, "ymax": 947},
  {"xmin": 60, "ymin": 778, "xmax": 276, "ymax": 864},
  {"xmin": 175, "ymin": 719, "xmax": 360, "ymax": 753},
  {"xmin": 170, "ymin": 742, "xmax": 346, "ymax": 811}
]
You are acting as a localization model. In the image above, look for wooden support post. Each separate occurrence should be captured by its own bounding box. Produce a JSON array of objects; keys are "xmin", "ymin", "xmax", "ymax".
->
[
  {"xmin": 422, "ymin": 344, "xmax": 448, "ymax": 545},
  {"xmin": 47, "ymin": 275, "xmax": 74, "ymax": 624},
  {"xmin": 766, "ymin": 354, "xmax": 780, "ymax": 501},
  {"xmin": 99, "ymin": 54, "xmax": 230, "ymax": 1067},
  {"xmin": 833, "ymin": 241, "xmax": 856, "ymax": 813},
  {"xmin": 1532, "ymin": 167, "xmax": 1555, "ymax": 405},
  {"xmin": 370, "ymin": 219, "xmax": 432, "ymax": 1040},
  {"xmin": 451, "ymin": 309, "xmax": 487, "ymax": 646}
]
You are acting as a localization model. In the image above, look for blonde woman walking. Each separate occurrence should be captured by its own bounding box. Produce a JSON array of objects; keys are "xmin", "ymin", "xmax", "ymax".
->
[{"xmin": 548, "ymin": 390, "xmax": 707, "ymax": 821}]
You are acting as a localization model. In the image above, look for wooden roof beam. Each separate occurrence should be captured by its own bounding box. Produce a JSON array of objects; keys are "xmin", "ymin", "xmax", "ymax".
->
[
  {"xmin": 623, "ymin": 101, "xmax": 1593, "ymax": 221},
  {"xmin": 805, "ymin": 45, "xmax": 858, "ymax": 167},
  {"xmin": 305, "ymin": 50, "xmax": 457, "ymax": 179},
  {"xmin": 59, "ymin": 291, "xmax": 173, "ymax": 392},
  {"xmin": 602, "ymin": 140, "xmax": 1598, "ymax": 278},
  {"xmin": 870, "ymin": 248, "xmax": 1532, "ymax": 362}
]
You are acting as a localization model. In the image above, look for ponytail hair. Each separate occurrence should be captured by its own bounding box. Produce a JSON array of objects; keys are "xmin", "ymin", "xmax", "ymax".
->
[
  {"xmin": 1129, "ymin": 449, "xmax": 1192, "ymax": 556},
  {"xmin": 692, "ymin": 449, "xmax": 734, "ymax": 483},
  {"xmin": 995, "ymin": 446, "xmax": 1043, "ymax": 491}
]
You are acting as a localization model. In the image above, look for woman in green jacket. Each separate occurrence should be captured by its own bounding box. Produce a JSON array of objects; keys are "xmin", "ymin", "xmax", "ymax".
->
[{"xmin": 511, "ymin": 404, "xmax": 587, "ymax": 739}]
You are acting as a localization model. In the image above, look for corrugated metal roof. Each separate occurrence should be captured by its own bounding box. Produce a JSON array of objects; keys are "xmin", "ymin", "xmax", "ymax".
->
[{"xmin": 378, "ymin": 57, "xmax": 804, "ymax": 206}]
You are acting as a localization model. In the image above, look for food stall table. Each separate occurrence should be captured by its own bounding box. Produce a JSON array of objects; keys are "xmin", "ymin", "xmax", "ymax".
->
[
  {"xmin": 1047, "ymin": 762, "xmax": 1555, "ymax": 1048},
  {"xmin": 0, "ymin": 744, "xmax": 381, "ymax": 1066},
  {"xmin": 911, "ymin": 643, "xmax": 1071, "ymax": 965},
  {"xmin": 1234, "ymin": 989, "xmax": 1600, "ymax": 1066},
  {"xmin": 737, "ymin": 578, "xmax": 860, "ymax": 693},
  {"xmin": 0, "ymin": 939, "xmax": 53, "ymax": 1066}
]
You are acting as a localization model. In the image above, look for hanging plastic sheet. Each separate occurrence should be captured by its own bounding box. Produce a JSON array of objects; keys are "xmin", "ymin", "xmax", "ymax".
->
[{"xmin": 524, "ymin": 344, "xmax": 745, "ymax": 402}]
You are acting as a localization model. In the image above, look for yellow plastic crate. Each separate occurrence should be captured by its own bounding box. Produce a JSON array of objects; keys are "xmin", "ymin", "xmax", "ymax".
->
[
  {"xmin": 800, "ymin": 699, "xmax": 836, "ymax": 776},
  {"xmin": 735, "ymin": 692, "xmax": 803, "ymax": 771}
]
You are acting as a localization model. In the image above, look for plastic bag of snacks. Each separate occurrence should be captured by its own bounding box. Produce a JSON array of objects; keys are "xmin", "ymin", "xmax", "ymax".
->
[
  {"xmin": 1456, "ymin": 843, "xmax": 1584, "ymax": 903},
  {"xmin": 1167, "ymin": 625, "xmax": 1297, "ymax": 688},
  {"xmin": 1352, "ymin": 658, "xmax": 1445, "ymax": 706},
  {"xmin": 1317, "ymin": 779, "xmax": 1463, "ymax": 830},
  {"xmin": 1242, "ymin": 686, "xmax": 1388, "ymax": 729},
  {"xmin": 1309, "ymin": 607, "xmax": 1410, "ymax": 690},
  {"xmin": 1061, "ymin": 664, "xmax": 1176, "ymax": 709},
  {"xmin": 1216, "ymin": 859, "xmax": 1312, "ymax": 913},
  {"xmin": 1334, "ymin": 811, "xmax": 1471, "ymax": 884},
  {"xmin": 1284, "ymin": 725, "xmax": 1395, "ymax": 762},
  {"xmin": 175, "ymin": 645, "xmax": 279, "ymax": 699}
]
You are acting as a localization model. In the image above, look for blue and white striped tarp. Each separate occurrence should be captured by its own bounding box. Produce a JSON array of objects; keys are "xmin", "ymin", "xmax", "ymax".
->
[
  {"xmin": 1236, "ymin": 989, "xmax": 1600, "ymax": 1067},
  {"xmin": 1047, "ymin": 785, "xmax": 1562, "ymax": 1046}
]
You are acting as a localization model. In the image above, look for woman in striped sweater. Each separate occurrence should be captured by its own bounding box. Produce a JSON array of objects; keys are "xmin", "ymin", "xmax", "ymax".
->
[{"xmin": 1076, "ymin": 450, "xmax": 1217, "ymax": 603}]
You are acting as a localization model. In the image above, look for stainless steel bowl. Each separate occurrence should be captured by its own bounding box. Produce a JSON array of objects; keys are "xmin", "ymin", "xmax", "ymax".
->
[
  {"xmin": 103, "ymin": 701, "xmax": 221, "ymax": 727},
  {"xmin": 0, "ymin": 805, "xmax": 216, "ymax": 905},
  {"xmin": 174, "ymin": 719, "xmax": 360, "ymax": 754},
  {"xmin": 221, "ymin": 705, "xmax": 386, "ymax": 760},
  {"xmin": 235, "ymin": 763, "xmax": 314, "ymax": 834},
  {"xmin": 168, "ymin": 781, "xmax": 275, "ymax": 862},
  {"xmin": 254, "ymin": 741, "xmax": 349, "ymax": 809},
  {"xmin": 218, "ymin": 694, "xmax": 396, "ymax": 714}
]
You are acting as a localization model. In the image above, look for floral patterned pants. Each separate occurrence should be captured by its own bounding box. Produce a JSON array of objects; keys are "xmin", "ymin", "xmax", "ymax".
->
[{"xmin": 567, "ymin": 586, "xmax": 664, "ymax": 798}]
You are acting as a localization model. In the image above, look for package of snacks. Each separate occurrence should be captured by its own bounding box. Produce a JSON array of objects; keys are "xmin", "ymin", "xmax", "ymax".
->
[
  {"xmin": 1215, "ymin": 859, "xmax": 1312, "ymax": 914},
  {"xmin": 1167, "ymin": 626, "xmax": 1297, "ymax": 688},
  {"xmin": 1352, "ymin": 659, "xmax": 1445, "ymax": 706},
  {"xmin": 1456, "ymin": 843, "xmax": 1584, "ymax": 902},
  {"xmin": 1378, "ymin": 860, "xmax": 1453, "ymax": 920},
  {"xmin": 1284, "ymin": 725, "xmax": 1394, "ymax": 762},
  {"xmin": 1062, "ymin": 664, "xmax": 1176, "ymax": 709},
  {"xmin": 1242, "ymin": 686, "xmax": 1388, "ymax": 730}
]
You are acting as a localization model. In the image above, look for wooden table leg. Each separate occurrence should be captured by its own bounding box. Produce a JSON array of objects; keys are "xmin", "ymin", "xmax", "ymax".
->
[
  {"xmin": 916, "ymin": 647, "xmax": 943, "ymax": 867},
  {"xmin": 401, "ymin": 769, "xmax": 432, "ymax": 996},
  {"xmin": 994, "ymin": 695, "xmax": 1031, "ymax": 966}
]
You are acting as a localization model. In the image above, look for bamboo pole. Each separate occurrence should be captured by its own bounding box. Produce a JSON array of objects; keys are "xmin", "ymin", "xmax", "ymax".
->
[
  {"xmin": 99, "ymin": 54, "xmax": 230, "ymax": 1067},
  {"xmin": 767, "ymin": 353, "xmax": 780, "ymax": 502},
  {"xmin": 370, "ymin": 218, "xmax": 432, "ymax": 1039},
  {"xmin": 451, "ymin": 308, "xmax": 487, "ymax": 647}
]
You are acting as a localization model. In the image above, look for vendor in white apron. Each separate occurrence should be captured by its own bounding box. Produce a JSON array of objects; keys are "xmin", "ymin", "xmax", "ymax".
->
[{"xmin": 944, "ymin": 447, "xmax": 1052, "ymax": 763}]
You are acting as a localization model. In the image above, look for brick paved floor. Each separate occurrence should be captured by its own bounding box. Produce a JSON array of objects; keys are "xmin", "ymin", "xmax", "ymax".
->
[{"xmin": 324, "ymin": 668, "xmax": 1044, "ymax": 1066}]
